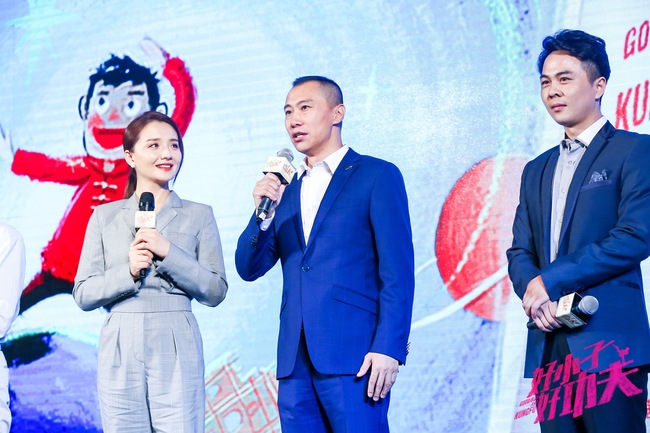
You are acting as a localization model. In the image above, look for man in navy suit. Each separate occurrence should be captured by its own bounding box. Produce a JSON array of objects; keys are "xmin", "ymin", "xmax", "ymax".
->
[
  {"xmin": 507, "ymin": 30, "xmax": 650, "ymax": 433},
  {"xmin": 236, "ymin": 76, "xmax": 414, "ymax": 432}
]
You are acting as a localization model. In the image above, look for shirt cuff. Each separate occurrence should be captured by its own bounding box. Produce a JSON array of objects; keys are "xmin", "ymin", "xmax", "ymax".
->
[{"xmin": 259, "ymin": 215, "xmax": 274, "ymax": 231}]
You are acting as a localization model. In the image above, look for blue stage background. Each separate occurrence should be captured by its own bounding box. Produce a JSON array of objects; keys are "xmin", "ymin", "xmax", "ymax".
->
[{"xmin": 0, "ymin": 0, "xmax": 649, "ymax": 431}]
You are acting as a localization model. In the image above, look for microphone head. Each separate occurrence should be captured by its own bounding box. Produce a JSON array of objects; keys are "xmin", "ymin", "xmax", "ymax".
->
[
  {"xmin": 139, "ymin": 192, "xmax": 155, "ymax": 211},
  {"xmin": 263, "ymin": 150, "xmax": 297, "ymax": 184},
  {"xmin": 578, "ymin": 295, "xmax": 599, "ymax": 315},
  {"xmin": 277, "ymin": 148, "xmax": 294, "ymax": 162}
]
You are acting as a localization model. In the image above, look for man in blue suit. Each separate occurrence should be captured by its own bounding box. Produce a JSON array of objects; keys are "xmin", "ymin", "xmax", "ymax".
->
[
  {"xmin": 236, "ymin": 76, "xmax": 414, "ymax": 432},
  {"xmin": 507, "ymin": 30, "xmax": 650, "ymax": 433}
]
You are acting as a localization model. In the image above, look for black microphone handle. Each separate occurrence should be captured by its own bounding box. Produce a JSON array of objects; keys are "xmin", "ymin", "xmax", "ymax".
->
[
  {"xmin": 136, "ymin": 191, "xmax": 155, "ymax": 280},
  {"xmin": 256, "ymin": 196, "xmax": 274, "ymax": 222},
  {"xmin": 134, "ymin": 227, "xmax": 149, "ymax": 280},
  {"xmin": 138, "ymin": 230, "xmax": 147, "ymax": 280},
  {"xmin": 256, "ymin": 167, "xmax": 293, "ymax": 222}
]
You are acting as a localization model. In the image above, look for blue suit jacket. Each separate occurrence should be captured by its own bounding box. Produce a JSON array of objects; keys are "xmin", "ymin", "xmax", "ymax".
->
[
  {"xmin": 236, "ymin": 148, "xmax": 415, "ymax": 378},
  {"xmin": 507, "ymin": 122, "xmax": 650, "ymax": 376}
]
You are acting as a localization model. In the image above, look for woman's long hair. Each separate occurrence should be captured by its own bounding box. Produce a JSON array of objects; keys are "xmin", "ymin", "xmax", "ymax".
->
[{"xmin": 122, "ymin": 111, "xmax": 185, "ymax": 198}]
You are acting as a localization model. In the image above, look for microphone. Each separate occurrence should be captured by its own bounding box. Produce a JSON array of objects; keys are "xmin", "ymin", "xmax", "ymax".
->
[
  {"xmin": 135, "ymin": 192, "xmax": 155, "ymax": 279},
  {"xmin": 256, "ymin": 148, "xmax": 296, "ymax": 222},
  {"xmin": 527, "ymin": 293, "xmax": 599, "ymax": 330}
]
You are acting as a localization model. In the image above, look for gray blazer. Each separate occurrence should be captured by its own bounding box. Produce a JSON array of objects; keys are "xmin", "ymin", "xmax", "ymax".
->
[{"xmin": 73, "ymin": 191, "xmax": 227, "ymax": 312}]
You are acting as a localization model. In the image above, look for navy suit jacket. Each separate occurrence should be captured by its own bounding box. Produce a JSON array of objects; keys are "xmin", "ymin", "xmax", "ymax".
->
[
  {"xmin": 236, "ymin": 148, "xmax": 415, "ymax": 378},
  {"xmin": 507, "ymin": 122, "xmax": 650, "ymax": 377}
]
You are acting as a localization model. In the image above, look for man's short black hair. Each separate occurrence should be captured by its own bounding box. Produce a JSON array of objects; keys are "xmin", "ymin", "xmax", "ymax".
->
[
  {"xmin": 292, "ymin": 75, "xmax": 343, "ymax": 107},
  {"xmin": 537, "ymin": 29, "xmax": 611, "ymax": 83}
]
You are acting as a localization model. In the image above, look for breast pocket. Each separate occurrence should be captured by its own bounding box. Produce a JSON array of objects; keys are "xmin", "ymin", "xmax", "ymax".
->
[
  {"xmin": 167, "ymin": 232, "xmax": 198, "ymax": 256},
  {"xmin": 580, "ymin": 179, "xmax": 613, "ymax": 192}
]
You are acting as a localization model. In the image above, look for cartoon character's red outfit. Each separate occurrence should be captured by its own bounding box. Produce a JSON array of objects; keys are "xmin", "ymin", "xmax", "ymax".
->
[
  {"xmin": 16, "ymin": 56, "xmax": 195, "ymax": 312},
  {"xmin": 13, "ymin": 154, "xmax": 130, "ymax": 283}
]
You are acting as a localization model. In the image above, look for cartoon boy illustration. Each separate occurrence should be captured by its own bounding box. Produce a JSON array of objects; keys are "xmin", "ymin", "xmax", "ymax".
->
[{"xmin": 0, "ymin": 38, "xmax": 196, "ymax": 312}]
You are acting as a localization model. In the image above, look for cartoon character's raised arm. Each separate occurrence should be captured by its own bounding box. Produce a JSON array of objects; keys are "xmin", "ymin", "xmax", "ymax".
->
[{"xmin": 140, "ymin": 37, "xmax": 196, "ymax": 135}]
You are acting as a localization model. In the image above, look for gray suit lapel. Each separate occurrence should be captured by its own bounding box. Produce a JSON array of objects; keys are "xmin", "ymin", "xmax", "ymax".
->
[
  {"xmin": 121, "ymin": 195, "xmax": 138, "ymax": 236},
  {"xmin": 155, "ymin": 191, "xmax": 181, "ymax": 233}
]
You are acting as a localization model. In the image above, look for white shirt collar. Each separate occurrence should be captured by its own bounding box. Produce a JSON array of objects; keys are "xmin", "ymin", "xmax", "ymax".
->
[
  {"xmin": 297, "ymin": 145, "xmax": 349, "ymax": 178},
  {"xmin": 573, "ymin": 116, "xmax": 607, "ymax": 147}
]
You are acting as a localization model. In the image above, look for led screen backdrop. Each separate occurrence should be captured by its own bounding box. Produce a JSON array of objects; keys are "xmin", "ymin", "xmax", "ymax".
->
[{"xmin": 0, "ymin": 0, "xmax": 649, "ymax": 432}]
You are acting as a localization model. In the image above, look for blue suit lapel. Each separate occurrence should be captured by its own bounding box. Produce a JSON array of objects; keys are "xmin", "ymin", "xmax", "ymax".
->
[
  {"xmin": 558, "ymin": 122, "xmax": 614, "ymax": 251},
  {"xmin": 541, "ymin": 150, "xmax": 559, "ymax": 265},
  {"xmin": 304, "ymin": 149, "xmax": 361, "ymax": 255},
  {"xmin": 287, "ymin": 174, "xmax": 307, "ymax": 251}
]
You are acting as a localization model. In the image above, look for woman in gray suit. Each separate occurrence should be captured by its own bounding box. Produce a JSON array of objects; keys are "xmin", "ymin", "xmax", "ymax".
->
[{"xmin": 73, "ymin": 111, "xmax": 228, "ymax": 433}]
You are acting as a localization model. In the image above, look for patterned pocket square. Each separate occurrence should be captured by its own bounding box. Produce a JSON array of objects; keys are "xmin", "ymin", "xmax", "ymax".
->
[{"xmin": 589, "ymin": 170, "xmax": 607, "ymax": 183}]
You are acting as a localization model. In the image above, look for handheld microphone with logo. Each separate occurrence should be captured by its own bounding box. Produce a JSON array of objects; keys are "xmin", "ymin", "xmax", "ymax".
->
[
  {"xmin": 256, "ymin": 148, "xmax": 297, "ymax": 222},
  {"xmin": 527, "ymin": 292, "xmax": 599, "ymax": 330},
  {"xmin": 135, "ymin": 192, "xmax": 155, "ymax": 279}
]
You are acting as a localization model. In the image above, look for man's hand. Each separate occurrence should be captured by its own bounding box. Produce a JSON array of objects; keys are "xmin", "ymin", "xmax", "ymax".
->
[
  {"xmin": 531, "ymin": 299, "xmax": 562, "ymax": 332},
  {"xmin": 356, "ymin": 352, "xmax": 399, "ymax": 401},
  {"xmin": 253, "ymin": 173, "xmax": 286, "ymax": 218},
  {"xmin": 522, "ymin": 275, "xmax": 550, "ymax": 317},
  {"xmin": 522, "ymin": 275, "xmax": 561, "ymax": 331}
]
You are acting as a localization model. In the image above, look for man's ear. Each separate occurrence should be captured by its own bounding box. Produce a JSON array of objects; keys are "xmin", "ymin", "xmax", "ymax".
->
[
  {"xmin": 78, "ymin": 96, "xmax": 87, "ymax": 120},
  {"xmin": 594, "ymin": 77, "xmax": 607, "ymax": 101},
  {"xmin": 333, "ymin": 104, "xmax": 346, "ymax": 125}
]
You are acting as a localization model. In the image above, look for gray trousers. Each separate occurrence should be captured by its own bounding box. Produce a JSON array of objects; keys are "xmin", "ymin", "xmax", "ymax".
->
[{"xmin": 97, "ymin": 310, "xmax": 205, "ymax": 433}]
